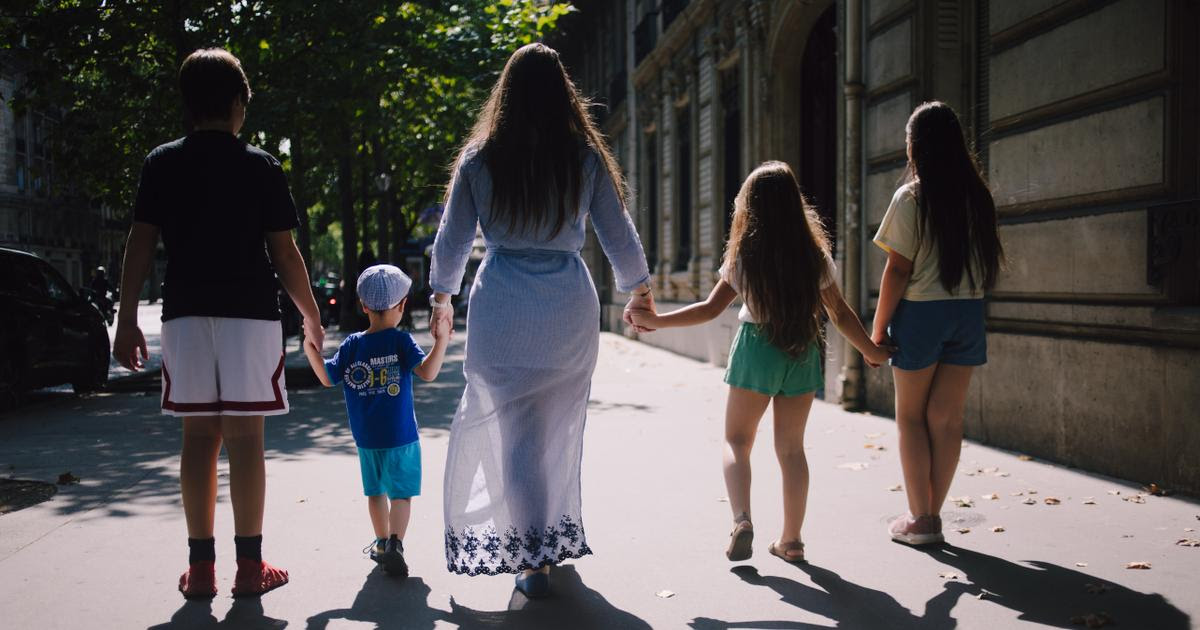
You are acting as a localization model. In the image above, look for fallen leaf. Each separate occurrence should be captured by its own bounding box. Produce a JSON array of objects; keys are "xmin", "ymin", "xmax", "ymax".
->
[
  {"xmin": 1027, "ymin": 489, "xmax": 1038, "ymax": 495},
  {"xmin": 939, "ymin": 571, "xmax": 962, "ymax": 580},
  {"xmin": 1084, "ymin": 582, "xmax": 1110, "ymax": 594},
  {"xmin": 956, "ymin": 528, "xmax": 971, "ymax": 534},
  {"xmin": 863, "ymin": 443, "xmax": 886, "ymax": 451},
  {"xmin": 975, "ymin": 588, "xmax": 997, "ymax": 600},
  {"xmin": 952, "ymin": 496, "xmax": 974, "ymax": 508},
  {"xmin": 1075, "ymin": 562, "xmax": 1089, "ymax": 568},
  {"xmin": 1185, "ymin": 528, "xmax": 1195, "ymax": 533},
  {"xmin": 887, "ymin": 484, "xmax": 903, "ymax": 492},
  {"xmin": 1023, "ymin": 498, "xmax": 1037, "ymax": 505},
  {"xmin": 717, "ymin": 497, "xmax": 729, "ymax": 502},
  {"xmin": 983, "ymin": 493, "xmax": 999, "ymax": 500},
  {"xmin": 1045, "ymin": 497, "xmax": 1062, "ymax": 505},
  {"xmin": 991, "ymin": 526, "xmax": 1005, "ymax": 533},
  {"xmin": 1107, "ymin": 490, "xmax": 1121, "ymax": 496},
  {"xmin": 1125, "ymin": 561, "xmax": 1152, "ymax": 570},
  {"xmin": 865, "ymin": 432, "xmax": 883, "ymax": 439},
  {"xmin": 837, "ymin": 462, "xmax": 869, "ymax": 471},
  {"xmin": 1143, "ymin": 483, "xmax": 1169, "ymax": 496},
  {"xmin": 1121, "ymin": 494, "xmax": 1146, "ymax": 504},
  {"xmin": 995, "ymin": 471, "xmax": 1011, "ymax": 477},
  {"xmin": 1011, "ymin": 491, "xmax": 1024, "ymax": 496},
  {"xmin": 656, "ymin": 590, "xmax": 675, "ymax": 599},
  {"xmin": 983, "ymin": 467, "xmax": 998, "ymax": 473},
  {"xmin": 56, "ymin": 472, "xmax": 80, "ymax": 485},
  {"xmin": 297, "ymin": 498, "xmax": 306, "ymax": 503},
  {"xmin": 1176, "ymin": 538, "xmax": 1200, "ymax": 547},
  {"xmin": 1018, "ymin": 455, "xmax": 1033, "ymax": 461},
  {"xmin": 1082, "ymin": 498, "xmax": 1096, "ymax": 505}
]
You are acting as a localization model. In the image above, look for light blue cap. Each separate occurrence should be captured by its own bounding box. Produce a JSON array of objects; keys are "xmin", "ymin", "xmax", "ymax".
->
[{"xmin": 356, "ymin": 264, "xmax": 412, "ymax": 310}]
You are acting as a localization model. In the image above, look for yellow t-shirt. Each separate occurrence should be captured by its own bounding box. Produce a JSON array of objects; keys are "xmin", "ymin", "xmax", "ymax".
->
[{"xmin": 873, "ymin": 183, "xmax": 984, "ymax": 301}]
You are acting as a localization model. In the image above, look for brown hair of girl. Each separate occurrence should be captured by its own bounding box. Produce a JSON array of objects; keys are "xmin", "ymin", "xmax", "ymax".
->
[
  {"xmin": 724, "ymin": 161, "xmax": 831, "ymax": 357},
  {"xmin": 904, "ymin": 101, "xmax": 1003, "ymax": 293},
  {"xmin": 448, "ymin": 42, "xmax": 626, "ymax": 237}
]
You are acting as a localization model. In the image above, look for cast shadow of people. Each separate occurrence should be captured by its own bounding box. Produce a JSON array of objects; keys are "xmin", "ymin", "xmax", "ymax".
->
[
  {"xmin": 445, "ymin": 564, "xmax": 651, "ymax": 630},
  {"xmin": 305, "ymin": 564, "xmax": 647, "ymax": 630},
  {"xmin": 919, "ymin": 544, "xmax": 1191, "ymax": 629},
  {"xmin": 148, "ymin": 597, "xmax": 287, "ymax": 630},
  {"xmin": 306, "ymin": 570, "xmax": 440, "ymax": 630},
  {"xmin": 690, "ymin": 564, "xmax": 961, "ymax": 630}
]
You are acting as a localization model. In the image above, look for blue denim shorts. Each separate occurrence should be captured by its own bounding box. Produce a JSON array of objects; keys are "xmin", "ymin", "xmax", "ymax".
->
[
  {"xmin": 887, "ymin": 299, "xmax": 987, "ymax": 370},
  {"xmin": 358, "ymin": 442, "xmax": 421, "ymax": 499}
]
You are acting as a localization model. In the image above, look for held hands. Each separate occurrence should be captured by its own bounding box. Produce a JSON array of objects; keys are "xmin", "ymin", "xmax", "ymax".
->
[
  {"xmin": 303, "ymin": 316, "xmax": 326, "ymax": 353},
  {"xmin": 627, "ymin": 308, "xmax": 659, "ymax": 330},
  {"xmin": 430, "ymin": 310, "xmax": 453, "ymax": 341},
  {"xmin": 113, "ymin": 322, "xmax": 148, "ymax": 371},
  {"xmin": 623, "ymin": 289, "xmax": 657, "ymax": 333},
  {"xmin": 866, "ymin": 330, "xmax": 897, "ymax": 368}
]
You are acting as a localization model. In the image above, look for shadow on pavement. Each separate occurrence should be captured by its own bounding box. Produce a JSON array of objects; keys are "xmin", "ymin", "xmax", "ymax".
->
[
  {"xmin": 148, "ymin": 597, "xmax": 287, "ymax": 629},
  {"xmin": 919, "ymin": 544, "xmax": 1191, "ymax": 629},
  {"xmin": 304, "ymin": 564, "xmax": 648, "ymax": 629},
  {"xmin": 690, "ymin": 564, "xmax": 959, "ymax": 629}
]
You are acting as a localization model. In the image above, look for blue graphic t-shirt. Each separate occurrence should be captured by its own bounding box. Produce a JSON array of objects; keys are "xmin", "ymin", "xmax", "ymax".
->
[{"xmin": 325, "ymin": 329, "xmax": 426, "ymax": 449}]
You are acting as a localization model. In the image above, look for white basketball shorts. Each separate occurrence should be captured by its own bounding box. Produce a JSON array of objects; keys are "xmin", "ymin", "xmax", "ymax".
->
[{"xmin": 159, "ymin": 317, "xmax": 289, "ymax": 417}]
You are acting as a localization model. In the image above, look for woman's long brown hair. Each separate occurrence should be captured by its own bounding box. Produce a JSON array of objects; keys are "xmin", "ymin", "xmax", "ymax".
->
[
  {"xmin": 904, "ymin": 101, "xmax": 1003, "ymax": 293},
  {"xmin": 448, "ymin": 43, "xmax": 626, "ymax": 237},
  {"xmin": 724, "ymin": 161, "xmax": 831, "ymax": 357}
]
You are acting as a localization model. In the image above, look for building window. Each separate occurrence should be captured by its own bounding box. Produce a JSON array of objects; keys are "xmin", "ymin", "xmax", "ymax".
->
[
  {"xmin": 645, "ymin": 131, "xmax": 658, "ymax": 270},
  {"xmin": 674, "ymin": 104, "xmax": 692, "ymax": 272},
  {"xmin": 720, "ymin": 70, "xmax": 741, "ymax": 241}
]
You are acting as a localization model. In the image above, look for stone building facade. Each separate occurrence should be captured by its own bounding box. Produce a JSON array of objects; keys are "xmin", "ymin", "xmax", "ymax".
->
[
  {"xmin": 559, "ymin": 0, "xmax": 1200, "ymax": 493},
  {"xmin": 0, "ymin": 56, "xmax": 116, "ymax": 287}
]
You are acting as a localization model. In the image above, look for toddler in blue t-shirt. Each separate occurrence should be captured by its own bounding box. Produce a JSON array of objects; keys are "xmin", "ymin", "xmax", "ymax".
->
[{"xmin": 303, "ymin": 264, "xmax": 450, "ymax": 578}]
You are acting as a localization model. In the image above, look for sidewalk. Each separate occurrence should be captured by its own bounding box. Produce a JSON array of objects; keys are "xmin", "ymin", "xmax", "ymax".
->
[{"xmin": 1, "ymin": 331, "xmax": 1197, "ymax": 629}]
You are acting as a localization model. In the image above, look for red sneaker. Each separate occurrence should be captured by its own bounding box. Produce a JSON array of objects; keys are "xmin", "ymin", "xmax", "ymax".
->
[
  {"xmin": 231, "ymin": 558, "xmax": 289, "ymax": 598},
  {"xmin": 178, "ymin": 561, "xmax": 217, "ymax": 599}
]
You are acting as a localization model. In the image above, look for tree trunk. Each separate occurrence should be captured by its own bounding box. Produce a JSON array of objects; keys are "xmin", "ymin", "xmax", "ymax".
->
[
  {"xmin": 374, "ymin": 136, "xmax": 390, "ymax": 262},
  {"xmin": 291, "ymin": 135, "xmax": 313, "ymax": 275},
  {"xmin": 338, "ymin": 147, "xmax": 358, "ymax": 330}
]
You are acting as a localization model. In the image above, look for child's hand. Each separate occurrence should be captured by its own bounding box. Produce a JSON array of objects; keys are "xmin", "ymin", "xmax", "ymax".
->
[
  {"xmin": 304, "ymin": 338, "xmax": 322, "ymax": 355},
  {"xmin": 431, "ymin": 314, "xmax": 453, "ymax": 341},
  {"xmin": 864, "ymin": 341, "xmax": 895, "ymax": 368},
  {"xmin": 627, "ymin": 308, "xmax": 658, "ymax": 330}
]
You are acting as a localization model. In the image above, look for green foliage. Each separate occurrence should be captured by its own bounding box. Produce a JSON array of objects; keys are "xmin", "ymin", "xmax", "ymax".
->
[{"xmin": 2, "ymin": 0, "xmax": 573, "ymax": 273}]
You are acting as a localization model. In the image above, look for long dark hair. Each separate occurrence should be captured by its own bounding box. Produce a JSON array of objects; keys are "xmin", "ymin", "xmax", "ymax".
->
[
  {"xmin": 904, "ymin": 101, "xmax": 1003, "ymax": 293},
  {"xmin": 448, "ymin": 43, "xmax": 625, "ymax": 237},
  {"xmin": 724, "ymin": 161, "xmax": 830, "ymax": 357}
]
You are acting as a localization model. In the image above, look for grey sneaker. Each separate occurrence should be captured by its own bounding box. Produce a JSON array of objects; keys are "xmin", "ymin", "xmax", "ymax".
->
[{"xmin": 889, "ymin": 513, "xmax": 944, "ymax": 545}]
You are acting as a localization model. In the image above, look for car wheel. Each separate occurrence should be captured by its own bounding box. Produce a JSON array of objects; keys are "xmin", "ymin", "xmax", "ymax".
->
[
  {"xmin": 0, "ymin": 356, "xmax": 25, "ymax": 411},
  {"xmin": 72, "ymin": 333, "xmax": 111, "ymax": 394}
]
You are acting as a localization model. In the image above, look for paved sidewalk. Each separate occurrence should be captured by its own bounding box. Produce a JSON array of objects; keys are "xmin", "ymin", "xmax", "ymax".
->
[{"xmin": 1, "ymin": 331, "xmax": 1197, "ymax": 629}]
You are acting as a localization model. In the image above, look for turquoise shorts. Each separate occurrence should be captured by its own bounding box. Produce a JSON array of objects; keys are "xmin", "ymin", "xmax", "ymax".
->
[
  {"xmin": 358, "ymin": 442, "xmax": 421, "ymax": 499},
  {"xmin": 724, "ymin": 322, "xmax": 823, "ymax": 397}
]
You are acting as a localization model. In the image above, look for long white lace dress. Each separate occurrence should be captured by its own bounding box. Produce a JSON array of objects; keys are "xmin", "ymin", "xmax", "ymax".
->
[{"xmin": 429, "ymin": 146, "xmax": 650, "ymax": 575}]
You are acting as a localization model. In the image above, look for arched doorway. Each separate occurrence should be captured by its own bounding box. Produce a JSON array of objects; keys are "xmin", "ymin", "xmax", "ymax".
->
[{"xmin": 799, "ymin": 5, "xmax": 838, "ymax": 253}]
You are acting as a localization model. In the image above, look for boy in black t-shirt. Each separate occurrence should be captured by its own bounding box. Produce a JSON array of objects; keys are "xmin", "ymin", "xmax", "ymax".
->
[{"xmin": 113, "ymin": 48, "xmax": 324, "ymax": 600}]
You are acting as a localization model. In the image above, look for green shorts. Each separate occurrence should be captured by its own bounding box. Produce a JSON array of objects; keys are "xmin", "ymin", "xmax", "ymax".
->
[{"xmin": 724, "ymin": 322, "xmax": 823, "ymax": 397}]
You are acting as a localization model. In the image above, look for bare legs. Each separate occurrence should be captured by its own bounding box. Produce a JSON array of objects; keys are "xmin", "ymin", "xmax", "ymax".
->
[
  {"xmin": 179, "ymin": 415, "xmax": 267, "ymax": 539},
  {"xmin": 772, "ymin": 393, "xmax": 814, "ymax": 549},
  {"xmin": 723, "ymin": 386, "xmax": 771, "ymax": 522},
  {"xmin": 893, "ymin": 363, "xmax": 974, "ymax": 517},
  {"xmin": 723, "ymin": 386, "xmax": 814, "ymax": 556},
  {"xmin": 367, "ymin": 496, "xmax": 412, "ymax": 540}
]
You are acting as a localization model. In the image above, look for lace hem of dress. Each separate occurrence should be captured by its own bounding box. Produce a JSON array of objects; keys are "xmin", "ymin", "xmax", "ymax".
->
[{"xmin": 445, "ymin": 514, "xmax": 593, "ymax": 576}]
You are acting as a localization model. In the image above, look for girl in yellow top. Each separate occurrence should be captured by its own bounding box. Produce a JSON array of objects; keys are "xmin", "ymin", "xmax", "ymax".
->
[
  {"xmin": 872, "ymin": 102, "xmax": 1004, "ymax": 545},
  {"xmin": 631, "ymin": 162, "xmax": 891, "ymax": 563}
]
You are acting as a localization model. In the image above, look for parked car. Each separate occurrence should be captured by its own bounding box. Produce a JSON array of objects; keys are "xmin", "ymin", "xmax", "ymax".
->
[{"xmin": 0, "ymin": 247, "xmax": 110, "ymax": 408}]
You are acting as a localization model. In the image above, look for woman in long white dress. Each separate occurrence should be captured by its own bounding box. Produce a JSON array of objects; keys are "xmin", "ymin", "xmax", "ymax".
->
[{"xmin": 428, "ymin": 43, "xmax": 654, "ymax": 597}]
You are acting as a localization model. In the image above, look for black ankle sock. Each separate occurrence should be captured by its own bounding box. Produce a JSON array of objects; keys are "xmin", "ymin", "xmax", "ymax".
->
[
  {"xmin": 389, "ymin": 534, "xmax": 403, "ymax": 552},
  {"xmin": 188, "ymin": 537, "xmax": 216, "ymax": 565},
  {"xmin": 234, "ymin": 535, "xmax": 263, "ymax": 562}
]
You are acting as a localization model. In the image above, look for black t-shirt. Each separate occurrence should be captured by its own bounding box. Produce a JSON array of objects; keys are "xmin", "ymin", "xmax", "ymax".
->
[{"xmin": 133, "ymin": 130, "xmax": 300, "ymax": 321}]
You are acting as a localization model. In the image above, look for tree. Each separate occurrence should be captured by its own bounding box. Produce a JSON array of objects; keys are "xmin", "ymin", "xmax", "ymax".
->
[{"xmin": 3, "ymin": 0, "xmax": 574, "ymax": 331}]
